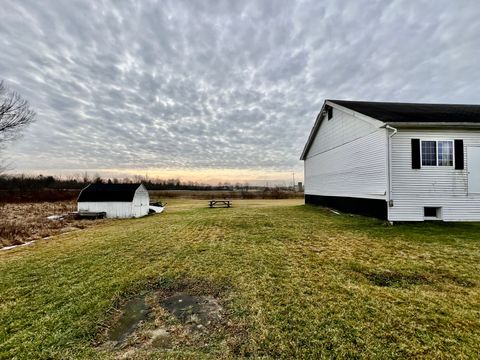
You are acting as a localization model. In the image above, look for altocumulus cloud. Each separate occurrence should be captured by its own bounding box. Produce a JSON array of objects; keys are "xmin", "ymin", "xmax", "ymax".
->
[{"xmin": 1, "ymin": 0, "xmax": 480, "ymax": 181}]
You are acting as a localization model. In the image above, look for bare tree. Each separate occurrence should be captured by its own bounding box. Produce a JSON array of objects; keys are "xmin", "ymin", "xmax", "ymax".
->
[
  {"xmin": 0, "ymin": 81, "xmax": 35, "ymax": 174},
  {"xmin": 0, "ymin": 81, "xmax": 36, "ymax": 144}
]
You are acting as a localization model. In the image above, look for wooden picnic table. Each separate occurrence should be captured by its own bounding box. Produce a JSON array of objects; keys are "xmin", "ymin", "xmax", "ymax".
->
[{"xmin": 208, "ymin": 199, "xmax": 232, "ymax": 208}]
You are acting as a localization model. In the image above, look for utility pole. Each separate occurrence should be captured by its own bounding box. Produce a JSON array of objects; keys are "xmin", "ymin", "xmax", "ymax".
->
[{"xmin": 292, "ymin": 172, "xmax": 295, "ymax": 190}]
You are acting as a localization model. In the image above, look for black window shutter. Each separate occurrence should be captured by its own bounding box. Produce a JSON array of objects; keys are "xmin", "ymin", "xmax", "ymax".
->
[
  {"xmin": 411, "ymin": 139, "xmax": 421, "ymax": 169},
  {"xmin": 454, "ymin": 139, "xmax": 464, "ymax": 170}
]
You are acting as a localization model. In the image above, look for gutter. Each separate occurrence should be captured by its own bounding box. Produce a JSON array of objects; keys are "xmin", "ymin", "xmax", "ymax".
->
[
  {"xmin": 384, "ymin": 125, "xmax": 397, "ymax": 207},
  {"xmin": 386, "ymin": 122, "xmax": 480, "ymax": 128},
  {"xmin": 385, "ymin": 124, "xmax": 397, "ymax": 136}
]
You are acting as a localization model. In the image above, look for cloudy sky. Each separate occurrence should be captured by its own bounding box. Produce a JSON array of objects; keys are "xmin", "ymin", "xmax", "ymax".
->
[{"xmin": 1, "ymin": 0, "xmax": 480, "ymax": 184}]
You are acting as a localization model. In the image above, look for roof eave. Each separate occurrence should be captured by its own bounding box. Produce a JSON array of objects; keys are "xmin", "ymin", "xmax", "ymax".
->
[
  {"xmin": 300, "ymin": 102, "xmax": 327, "ymax": 160},
  {"xmin": 77, "ymin": 183, "xmax": 91, "ymax": 202},
  {"xmin": 300, "ymin": 100, "xmax": 386, "ymax": 160},
  {"xmin": 385, "ymin": 121, "xmax": 480, "ymax": 129},
  {"xmin": 326, "ymin": 100, "xmax": 386, "ymax": 128}
]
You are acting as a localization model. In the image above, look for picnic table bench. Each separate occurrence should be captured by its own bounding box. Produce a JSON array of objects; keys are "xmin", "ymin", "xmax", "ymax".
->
[
  {"xmin": 76, "ymin": 211, "xmax": 106, "ymax": 219},
  {"xmin": 208, "ymin": 199, "xmax": 232, "ymax": 208}
]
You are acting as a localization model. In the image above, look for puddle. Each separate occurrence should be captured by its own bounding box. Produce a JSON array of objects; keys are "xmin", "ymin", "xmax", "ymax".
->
[
  {"xmin": 160, "ymin": 294, "xmax": 222, "ymax": 328},
  {"xmin": 108, "ymin": 296, "xmax": 150, "ymax": 344}
]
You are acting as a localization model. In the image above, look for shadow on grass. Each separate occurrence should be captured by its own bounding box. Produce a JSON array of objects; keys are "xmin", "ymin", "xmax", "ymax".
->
[{"xmin": 349, "ymin": 262, "xmax": 476, "ymax": 288}]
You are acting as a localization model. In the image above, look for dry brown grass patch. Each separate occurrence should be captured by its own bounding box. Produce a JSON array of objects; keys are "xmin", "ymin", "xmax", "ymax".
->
[{"xmin": 0, "ymin": 201, "xmax": 107, "ymax": 248}]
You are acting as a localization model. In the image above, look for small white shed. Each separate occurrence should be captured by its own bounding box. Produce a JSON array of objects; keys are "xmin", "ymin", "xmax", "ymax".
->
[{"xmin": 77, "ymin": 183, "xmax": 149, "ymax": 218}]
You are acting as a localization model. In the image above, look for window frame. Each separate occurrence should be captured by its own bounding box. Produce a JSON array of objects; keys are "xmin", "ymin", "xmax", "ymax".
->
[{"xmin": 420, "ymin": 139, "xmax": 455, "ymax": 168}]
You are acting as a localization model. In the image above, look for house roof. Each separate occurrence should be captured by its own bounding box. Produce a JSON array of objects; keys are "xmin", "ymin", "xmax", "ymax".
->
[
  {"xmin": 77, "ymin": 183, "xmax": 143, "ymax": 202},
  {"xmin": 329, "ymin": 100, "xmax": 480, "ymax": 123},
  {"xmin": 301, "ymin": 100, "xmax": 480, "ymax": 160}
]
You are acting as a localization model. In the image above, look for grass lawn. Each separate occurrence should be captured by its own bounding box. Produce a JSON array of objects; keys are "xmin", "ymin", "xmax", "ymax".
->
[{"xmin": 1, "ymin": 199, "xmax": 479, "ymax": 359}]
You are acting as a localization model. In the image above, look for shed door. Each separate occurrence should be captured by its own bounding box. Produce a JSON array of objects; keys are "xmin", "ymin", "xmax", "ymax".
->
[{"xmin": 467, "ymin": 147, "xmax": 480, "ymax": 193}]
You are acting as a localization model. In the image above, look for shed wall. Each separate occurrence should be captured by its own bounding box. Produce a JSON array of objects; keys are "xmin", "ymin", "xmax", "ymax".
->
[
  {"xmin": 77, "ymin": 202, "xmax": 134, "ymax": 218},
  {"xmin": 132, "ymin": 185, "xmax": 150, "ymax": 217}
]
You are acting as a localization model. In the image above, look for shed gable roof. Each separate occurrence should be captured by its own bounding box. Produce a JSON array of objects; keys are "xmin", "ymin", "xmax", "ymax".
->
[{"xmin": 77, "ymin": 183, "xmax": 142, "ymax": 202}]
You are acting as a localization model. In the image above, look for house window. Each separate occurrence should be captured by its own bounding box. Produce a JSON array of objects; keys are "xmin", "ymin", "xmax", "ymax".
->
[
  {"xmin": 421, "ymin": 141, "xmax": 436, "ymax": 166},
  {"xmin": 421, "ymin": 140, "xmax": 453, "ymax": 167},
  {"xmin": 438, "ymin": 141, "xmax": 453, "ymax": 166}
]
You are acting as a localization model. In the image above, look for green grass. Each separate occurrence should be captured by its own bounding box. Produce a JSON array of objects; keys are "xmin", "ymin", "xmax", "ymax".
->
[{"xmin": 1, "ymin": 199, "xmax": 480, "ymax": 359}]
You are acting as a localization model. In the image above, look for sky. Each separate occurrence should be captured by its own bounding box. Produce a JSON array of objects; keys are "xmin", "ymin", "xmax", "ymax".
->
[{"xmin": 1, "ymin": 0, "xmax": 480, "ymax": 185}]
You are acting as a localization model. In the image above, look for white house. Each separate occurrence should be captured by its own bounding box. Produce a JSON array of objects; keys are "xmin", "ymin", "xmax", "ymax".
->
[
  {"xmin": 77, "ymin": 183, "xmax": 150, "ymax": 218},
  {"xmin": 301, "ymin": 100, "xmax": 480, "ymax": 222}
]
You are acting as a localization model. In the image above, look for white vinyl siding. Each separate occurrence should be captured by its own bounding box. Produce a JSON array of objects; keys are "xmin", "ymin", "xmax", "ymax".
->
[
  {"xmin": 304, "ymin": 108, "xmax": 388, "ymax": 199},
  {"xmin": 389, "ymin": 129, "xmax": 480, "ymax": 221},
  {"xmin": 77, "ymin": 202, "xmax": 134, "ymax": 218},
  {"xmin": 306, "ymin": 108, "xmax": 378, "ymax": 157}
]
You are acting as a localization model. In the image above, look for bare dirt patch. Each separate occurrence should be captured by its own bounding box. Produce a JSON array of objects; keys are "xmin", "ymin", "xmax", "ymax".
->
[
  {"xmin": 108, "ymin": 297, "xmax": 150, "ymax": 344},
  {"xmin": 160, "ymin": 294, "xmax": 222, "ymax": 327},
  {"xmin": 99, "ymin": 279, "xmax": 246, "ymax": 357}
]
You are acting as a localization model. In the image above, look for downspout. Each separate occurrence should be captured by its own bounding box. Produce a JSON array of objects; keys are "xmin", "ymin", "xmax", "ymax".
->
[{"xmin": 385, "ymin": 125, "xmax": 397, "ymax": 209}]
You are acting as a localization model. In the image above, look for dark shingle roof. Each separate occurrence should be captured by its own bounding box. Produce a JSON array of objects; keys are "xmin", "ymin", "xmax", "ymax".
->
[
  {"xmin": 77, "ymin": 183, "xmax": 142, "ymax": 202},
  {"xmin": 329, "ymin": 100, "xmax": 480, "ymax": 123},
  {"xmin": 300, "ymin": 99, "xmax": 480, "ymax": 160}
]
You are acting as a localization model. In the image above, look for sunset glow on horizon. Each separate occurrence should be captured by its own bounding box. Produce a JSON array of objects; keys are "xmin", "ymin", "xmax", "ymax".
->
[{"xmin": 6, "ymin": 167, "xmax": 304, "ymax": 187}]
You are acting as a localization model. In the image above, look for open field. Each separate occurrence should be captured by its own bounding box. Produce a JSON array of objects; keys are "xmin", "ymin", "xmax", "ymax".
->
[
  {"xmin": 1, "ymin": 199, "xmax": 479, "ymax": 359},
  {"xmin": 149, "ymin": 189, "xmax": 303, "ymax": 200},
  {"xmin": 150, "ymin": 197, "xmax": 304, "ymax": 213}
]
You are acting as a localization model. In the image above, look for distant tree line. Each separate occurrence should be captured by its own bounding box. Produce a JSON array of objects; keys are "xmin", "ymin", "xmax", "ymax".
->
[
  {"xmin": 0, "ymin": 174, "xmax": 260, "ymax": 192},
  {"xmin": 0, "ymin": 174, "xmax": 302, "ymax": 202}
]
